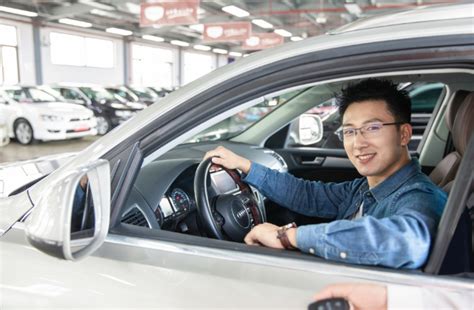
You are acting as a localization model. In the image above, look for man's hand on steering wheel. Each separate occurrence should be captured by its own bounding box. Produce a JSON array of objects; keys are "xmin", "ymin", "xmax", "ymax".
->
[{"xmin": 204, "ymin": 146, "xmax": 252, "ymax": 174}]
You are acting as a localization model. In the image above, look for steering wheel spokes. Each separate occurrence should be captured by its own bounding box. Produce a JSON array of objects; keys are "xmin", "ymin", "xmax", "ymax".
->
[{"xmin": 194, "ymin": 157, "xmax": 262, "ymax": 242}]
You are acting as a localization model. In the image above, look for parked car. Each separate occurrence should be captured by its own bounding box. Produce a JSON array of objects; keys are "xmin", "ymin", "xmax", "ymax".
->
[
  {"xmin": 0, "ymin": 113, "xmax": 9, "ymax": 147},
  {"xmin": 51, "ymin": 83, "xmax": 144, "ymax": 135},
  {"xmin": 1, "ymin": 3, "xmax": 473, "ymax": 308},
  {"xmin": 125, "ymin": 85, "xmax": 162, "ymax": 105},
  {"xmin": 105, "ymin": 86, "xmax": 153, "ymax": 107},
  {"xmin": 0, "ymin": 86, "xmax": 96, "ymax": 145}
]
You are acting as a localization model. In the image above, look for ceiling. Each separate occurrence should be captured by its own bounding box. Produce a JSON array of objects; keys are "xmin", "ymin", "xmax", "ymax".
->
[{"xmin": 0, "ymin": 0, "xmax": 463, "ymax": 53}]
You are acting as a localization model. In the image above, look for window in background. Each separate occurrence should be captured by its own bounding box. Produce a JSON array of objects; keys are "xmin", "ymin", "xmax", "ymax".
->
[
  {"xmin": 50, "ymin": 32, "xmax": 114, "ymax": 68},
  {"xmin": 0, "ymin": 24, "xmax": 19, "ymax": 85},
  {"xmin": 131, "ymin": 44, "xmax": 174, "ymax": 88},
  {"xmin": 182, "ymin": 51, "xmax": 215, "ymax": 85}
]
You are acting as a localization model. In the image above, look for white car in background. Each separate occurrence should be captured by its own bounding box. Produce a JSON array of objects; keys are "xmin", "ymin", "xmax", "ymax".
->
[
  {"xmin": 0, "ymin": 113, "xmax": 9, "ymax": 147},
  {"xmin": 0, "ymin": 86, "xmax": 97, "ymax": 144}
]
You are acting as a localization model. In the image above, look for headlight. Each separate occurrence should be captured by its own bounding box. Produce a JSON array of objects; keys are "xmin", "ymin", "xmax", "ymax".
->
[
  {"xmin": 115, "ymin": 110, "xmax": 133, "ymax": 117},
  {"xmin": 40, "ymin": 114, "xmax": 63, "ymax": 121}
]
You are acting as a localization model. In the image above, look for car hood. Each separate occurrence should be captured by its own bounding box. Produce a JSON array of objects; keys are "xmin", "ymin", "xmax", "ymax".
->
[{"xmin": 20, "ymin": 101, "xmax": 94, "ymax": 117}]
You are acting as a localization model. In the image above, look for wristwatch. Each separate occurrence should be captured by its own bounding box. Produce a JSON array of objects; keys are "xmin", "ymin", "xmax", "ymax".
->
[{"xmin": 277, "ymin": 222, "xmax": 297, "ymax": 250}]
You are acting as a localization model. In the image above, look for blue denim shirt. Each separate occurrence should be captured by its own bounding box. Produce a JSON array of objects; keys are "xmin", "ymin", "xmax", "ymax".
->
[{"xmin": 243, "ymin": 158, "xmax": 447, "ymax": 269}]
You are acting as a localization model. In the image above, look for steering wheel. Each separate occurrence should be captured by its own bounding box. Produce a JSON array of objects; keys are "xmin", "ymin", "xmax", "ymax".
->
[{"xmin": 194, "ymin": 157, "xmax": 263, "ymax": 242}]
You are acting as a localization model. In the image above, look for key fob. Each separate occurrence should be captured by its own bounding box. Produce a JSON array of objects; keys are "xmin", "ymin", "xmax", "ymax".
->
[{"xmin": 308, "ymin": 297, "xmax": 350, "ymax": 310}]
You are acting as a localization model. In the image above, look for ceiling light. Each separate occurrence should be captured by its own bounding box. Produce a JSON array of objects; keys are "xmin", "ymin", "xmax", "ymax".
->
[
  {"xmin": 212, "ymin": 48, "xmax": 228, "ymax": 55},
  {"xmin": 125, "ymin": 2, "xmax": 141, "ymax": 14},
  {"xmin": 142, "ymin": 35, "xmax": 165, "ymax": 42},
  {"xmin": 79, "ymin": 0, "xmax": 115, "ymax": 11},
  {"xmin": 229, "ymin": 51, "xmax": 242, "ymax": 57},
  {"xmin": 274, "ymin": 29, "xmax": 292, "ymax": 37},
  {"xmin": 58, "ymin": 18, "xmax": 92, "ymax": 28},
  {"xmin": 222, "ymin": 5, "xmax": 249, "ymax": 18},
  {"xmin": 251, "ymin": 19, "xmax": 273, "ymax": 29},
  {"xmin": 105, "ymin": 27, "xmax": 133, "ymax": 36},
  {"xmin": 170, "ymin": 40, "xmax": 190, "ymax": 47},
  {"xmin": 90, "ymin": 9, "xmax": 109, "ymax": 17},
  {"xmin": 189, "ymin": 24, "xmax": 204, "ymax": 33},
  {"xmin": 0, "ymin": 5, "xmax": 38, "ymax": 17},
  {"xmin": 290, "ymin": 36, "xmax": 303, "ymax": 42},
  {"xmin": 193, "ymin": 45, "xmax": 211, "ymax": 51}
]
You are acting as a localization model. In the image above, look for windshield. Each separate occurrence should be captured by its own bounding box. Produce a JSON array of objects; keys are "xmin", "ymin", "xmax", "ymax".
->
[
  {"xmin": 4, "ymin": 87, "xmax": 59, "ymax": 103},
  {"xmin": 186, "ymin": 88, "xmax": 307, "ymax": 143},
  {"xmin": 129, "ymin": 86, "xmax": 157, "ymax": 100},
  {"xmin": 80, "ymin": 86, "xmax": 120, "ymax": 102}
]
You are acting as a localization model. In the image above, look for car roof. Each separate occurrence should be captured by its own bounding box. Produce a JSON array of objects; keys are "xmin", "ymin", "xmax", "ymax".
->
[{"xmin": 330, "ymin": 3, "xmax": 474, "ymax": 34}]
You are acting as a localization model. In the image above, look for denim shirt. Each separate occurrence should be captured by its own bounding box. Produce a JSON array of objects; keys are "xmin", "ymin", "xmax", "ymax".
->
[{"xmin": 243, "ymin": 159, "xmax": 447, "ymax": 269}]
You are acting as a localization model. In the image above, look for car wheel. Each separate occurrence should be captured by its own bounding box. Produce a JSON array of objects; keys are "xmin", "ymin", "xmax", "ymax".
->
[
  {"xmin": 96, "ymin": 116, "xmax": 110, "ymax": 135},
  {"xmin": 14, "ymin": 119, "xmax": 35, "ymax": 145}
]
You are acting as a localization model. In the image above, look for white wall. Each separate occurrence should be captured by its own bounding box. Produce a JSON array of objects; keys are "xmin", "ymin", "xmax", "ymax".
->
[
  {"xmin": 0, "ymin": 15, "xmax": 36, "ymax": 84},
  {"xmin": 40, "ymin": 25, "xmax": 125, "ymax": 85}
]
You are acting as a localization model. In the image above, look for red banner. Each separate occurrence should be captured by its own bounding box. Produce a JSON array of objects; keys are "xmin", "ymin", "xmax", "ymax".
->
[
  {"xmin": 203, "ymin": 22, "xmax": 251, "ymax": 42},
  {"xmin": 242, "ymin": 33, "xmax": 284, "ymax": 50},
  {"xmin": 140, "ymin": 1, "xmax": 199, "ymax": 26}
]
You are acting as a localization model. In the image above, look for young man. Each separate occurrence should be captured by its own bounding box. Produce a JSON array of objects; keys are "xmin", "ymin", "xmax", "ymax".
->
[{"xmin": 204, "ymin": 79, "xmax": 447, "ymax": 269}]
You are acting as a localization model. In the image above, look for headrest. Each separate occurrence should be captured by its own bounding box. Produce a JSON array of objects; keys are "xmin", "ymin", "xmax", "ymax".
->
[
  {"xmin": 446, "ymin": 90, "xmax": 469, "ymax": 131},
  {"xmin": 452, "ymin": 92, "xmax": 474, "ymax": 155}
]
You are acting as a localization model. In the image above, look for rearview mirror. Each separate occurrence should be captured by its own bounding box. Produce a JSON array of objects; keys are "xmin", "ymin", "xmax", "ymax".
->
[
  {"xmin": 298, "ymin": 114, "xmax": 323, "ymax": 145},
  {"xmin": 24, "ymin": 159, "xmax": 110, "ymax": 261}
]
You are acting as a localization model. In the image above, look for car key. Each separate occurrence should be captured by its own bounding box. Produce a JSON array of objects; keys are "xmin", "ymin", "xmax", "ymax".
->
[{"xmin": 307, "ymin": 298, "xmax": 350, "ymax": 310}]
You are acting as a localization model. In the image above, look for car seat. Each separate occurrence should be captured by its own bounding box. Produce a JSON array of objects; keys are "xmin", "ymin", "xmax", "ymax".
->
[{"xmin": 424, "ymin": 91, "xmax": 474, "ymax": 275}]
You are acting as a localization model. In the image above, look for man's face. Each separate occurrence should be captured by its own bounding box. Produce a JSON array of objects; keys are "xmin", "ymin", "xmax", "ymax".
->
[{"xmin": 342, "ymin": 100, "xmax": 412, "ymax": 188}]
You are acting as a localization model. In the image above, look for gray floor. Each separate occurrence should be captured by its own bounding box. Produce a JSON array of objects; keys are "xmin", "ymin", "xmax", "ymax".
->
[{"xmin": 0, "ymin": 136, "xmax": 100, "ymax": 164}]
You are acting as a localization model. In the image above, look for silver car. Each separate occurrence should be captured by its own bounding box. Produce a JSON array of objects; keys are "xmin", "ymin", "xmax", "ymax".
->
[{"xmin": 1, "ymin": 3, "xmax": 473, "ymax": 308}]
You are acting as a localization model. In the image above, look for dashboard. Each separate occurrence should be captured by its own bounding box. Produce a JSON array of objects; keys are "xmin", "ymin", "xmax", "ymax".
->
[{"xmin": 122, "ymin": 141, "xmax": 287, "ymax": 237}]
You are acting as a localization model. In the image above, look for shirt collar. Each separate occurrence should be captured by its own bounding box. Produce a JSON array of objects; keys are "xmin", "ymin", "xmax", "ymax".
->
[{"xmin": 362, "ymin": 158, "xmax": 421, "ymax": 203}]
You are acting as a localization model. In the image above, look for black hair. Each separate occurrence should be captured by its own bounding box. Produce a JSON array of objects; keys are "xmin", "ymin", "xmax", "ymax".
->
[{"xmin": 336, "ymin": 78, "xmax": 411, "ymax": 123}]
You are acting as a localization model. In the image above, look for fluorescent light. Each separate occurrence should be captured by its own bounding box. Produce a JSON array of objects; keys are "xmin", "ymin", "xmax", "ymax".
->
[
  {"xmin": 222, "ymin": 5, "xmax": 249, "ymax": 18},
  {"xmin": 170, "ymin": 40, "xmax": 189, "ymax": 47},
  {"xmin": 189, "ymin": 24, "xmax": 204, "ymax": 32},
  {"xmin": 251, "ymin": 19, "xmax": 273, "ymax": 29},
  {"xmin": 90, "ymin": 9, "xmax": 109, "ymax": 17},
  {"xmin": 229, "ymin": 51, "xmax": 242, "ymax": 57},
  {"xmin": 125, "ymin": 2, "xmax": 141, "ymax": 14},
  {"xmin": 0, "ymin": 5, "xmax": 38, "ymax": 17},
  {"xmin": 193, "ymin": 44, "xmax": 211, "ymax": 51},
  {"xmin": 106, "ymin": 27, "xmax": 133, "ymax": 36},
  {"xmin": 274, "ymin": 28, "xmax": 292, "ymax": 37},
  {"xmin": 212, "ymin": 48, "xmax": 228, "ymax": 55},
  {"xmin": 142, "ymin": 35, "xmax": 165, "ymax": 42},
  {"xmin": 290, "ymin": 36, "xmax": 303, "ymax": 42},
  {"xmin": 79, "ymin": 0, "xmax": 115, "ymax": 11},
  {"xmin": 58, "ymin": 18, "xmax": 92, "ymax": 28}
]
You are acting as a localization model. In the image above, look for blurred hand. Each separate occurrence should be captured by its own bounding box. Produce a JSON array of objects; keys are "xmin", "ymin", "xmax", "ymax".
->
[
  {"xmin": 204, "ymin": 146, "xmax": 252, "ymax": 174},
  {"xmin": 79, "ymin": 175, "xmax": 88, "ymax": 190},
  {"xmin": 314, "ymin": 283, "xmax": 387, "ymax": 310}
]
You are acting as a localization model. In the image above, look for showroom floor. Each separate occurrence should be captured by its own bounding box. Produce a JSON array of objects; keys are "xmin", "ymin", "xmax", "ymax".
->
[{"xmin": 0, "ymin": 136, "xmax": 100, "ymax": 163}]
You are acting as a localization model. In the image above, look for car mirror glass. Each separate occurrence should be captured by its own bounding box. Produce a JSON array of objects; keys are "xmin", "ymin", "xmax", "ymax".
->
[
  {"xmin": 298, "ymin": 114, "xmax": 323, "ymax": 145},
  {"xmin": 24, "ymin": 159, "xmax": 110, "ymax": 261}
]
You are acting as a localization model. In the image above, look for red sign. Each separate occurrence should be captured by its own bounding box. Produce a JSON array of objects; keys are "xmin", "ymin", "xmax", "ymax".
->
[
  {"xmin": 140, "ymin": 1, "xmax": 199, "ymax": 26},
  {"xmin": 242, "ymin": 33, "xmax": 284, "ymax": 50},
  {"xmin": 203, "ymin": 22, "xmax": 251, "ymax": 42}
]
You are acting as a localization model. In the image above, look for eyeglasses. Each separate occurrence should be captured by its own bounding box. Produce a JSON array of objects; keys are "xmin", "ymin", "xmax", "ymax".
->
[{"xmin": 336, "ymin": 122, "xmax": 404, "ymax": 142}]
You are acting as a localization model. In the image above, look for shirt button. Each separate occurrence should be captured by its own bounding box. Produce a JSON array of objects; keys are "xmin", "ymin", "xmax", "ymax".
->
[
  {"xmin": 340, "ymin": 252, "xmax": 347, "ymax": 259},
  {"xmin": 309, "ymin": 248, "xmax": 315, "ymax": 254}
]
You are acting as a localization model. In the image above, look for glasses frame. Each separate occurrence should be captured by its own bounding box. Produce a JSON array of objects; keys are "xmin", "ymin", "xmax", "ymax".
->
[{"xmin": 336, "ymin": 122, "xmax": 405, "ymax": 142}]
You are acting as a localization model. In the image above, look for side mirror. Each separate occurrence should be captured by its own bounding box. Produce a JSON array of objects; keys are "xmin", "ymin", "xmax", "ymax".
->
[
  {"xmin": 298, "ymin": 114, "xmax": 323, "ymax": 145},
  {"xmin": 24, "ymin": 159, "xmax": 110, "ymax": 261}
]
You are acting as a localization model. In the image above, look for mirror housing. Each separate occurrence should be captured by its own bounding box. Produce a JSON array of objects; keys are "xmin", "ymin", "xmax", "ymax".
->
[
  {"xmin": 298, "ymin": 114, "xmax": 323, "ymax": 145},
  {"xmin": 24, "ymin": 159, "xmax": 110, "ymax": 261}
]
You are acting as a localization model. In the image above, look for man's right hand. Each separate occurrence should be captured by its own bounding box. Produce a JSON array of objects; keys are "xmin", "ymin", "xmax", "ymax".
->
[{"xmin": 204, "ymin": 146, "xmax": 252, "ymax": 174}]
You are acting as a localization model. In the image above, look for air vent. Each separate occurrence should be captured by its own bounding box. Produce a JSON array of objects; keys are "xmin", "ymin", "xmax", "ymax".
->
[
  {"xmin": 265, "ymin": 150, "xmax": 287, "ymax": 169},
  {"xmin": 122, "ymin": 207, "xmax": 149, "ymax": 228}
]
